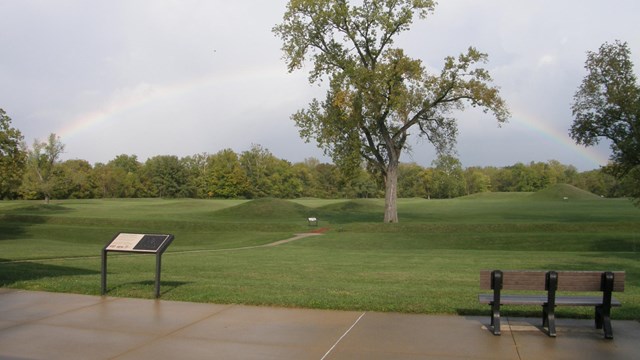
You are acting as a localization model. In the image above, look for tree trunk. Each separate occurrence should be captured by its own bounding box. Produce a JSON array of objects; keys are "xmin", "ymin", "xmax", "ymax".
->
[{"xmin": 384, "ymin": 162, "xmax": 399, "ymax": 223}]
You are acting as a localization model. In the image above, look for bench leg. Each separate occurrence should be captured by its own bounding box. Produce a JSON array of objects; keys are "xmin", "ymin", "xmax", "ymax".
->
[
  {"xmin": 542, "ymin": 305, "xmax": 556, "ymax": 337},
  {"xmin": 596, "ymin": 306, "xmax": 614, "ymax": 339},
  {"xmin": 491, "ymin": 303, "xmax": 501, "ymax": 335},
  {"xmin": 595, "ymin": 306, "xmax": 603, "ymax": 329}
]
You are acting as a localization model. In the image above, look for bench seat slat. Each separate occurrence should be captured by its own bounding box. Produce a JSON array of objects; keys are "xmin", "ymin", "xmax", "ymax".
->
[
  {"xmin": 479, "ymin": 294, "xmax": 622, "ymax": 307},
  {"xmin": 555, "ymin": 296, "xmax": 621, "ymax": 307},
  {"xmin": 479, "ymin": 294, "xmax": 546, "ymax": 305}
]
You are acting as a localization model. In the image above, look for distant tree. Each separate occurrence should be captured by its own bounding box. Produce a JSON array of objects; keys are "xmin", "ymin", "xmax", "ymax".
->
[
  {"xmin": 570, "ymin": 40, "xmax": 640, "ymax": 204},
  {"xmin": 92, "ymin": 163, "xmax": 124, "ymax": 198},
  {"xmin": 240, "ymin": 144, "xmax": 276, "ymax": 198},
  {"xmin": 206, "ymin": 149, "xmax": 248, "ymax": 198},
  {"xmin": 348, "ymin": 167, "xmax": 380, "ymax": 198},
  {"xmin": 109, "ymin": 154, "xmax": 141, "ymax": 173},
  {"xmin": 271, "ymin": 160, "xmax": 302, "ymax": 198},
  {"xmin": 528, "ymin": 161, "xmax": 552, "ymax": 190},
  {"xmin": 398, "ymin": 163, "xmax": 427, "ymax": 198},
  {"xmin": 314, "ymin": 163, "xmax": 342, "ymax": 198},
  {"xmin": 573, "ymin": 169, "xmax": 616, "ymax": 197},
  {"xmin": 274, "ymin": 0, "xmax": 509, "ymax": 221},
  {"xmin": 0, "ymin": 108, "xmax": 27, "ymax": 199},
  {"xmin": 507, "ymin": 162, "xmax": 537, "ymax": 192},
  {"xmin": 55, "ymin": 159, "xmax": 95, "ymax": 199},
  {"xmin": 421, "ymin": 167, "xmax": 434, "ymax": 199},
  {"xmin": 90, "ymin": 155, "xmax": 143, "ymax": 198},
  {"xmin": 431, "ymin": 155, "xmax": 465, "ymax": 198},
  {"xmin": 464, "ymin": 167, "xmax": 491, "ymax": 195},
  {"xmin": 181, "ymin": 153, "xmax": 210, "ymax": 198},
  {"xmin": 109, "ymin": 155, "xmax": 143, "ymax": 197},
  {"xmin": 22, "ymin": 133, "xmax": 65, "ymax": 203},
  {"xmin": 296, "ymin": 158, "xmax": 328, "ymax": 198},
  {"xmin": 143, "ymin": 155, "xmax": 192, "ymax": 198},
  {"xmin": 291, "ymin": 161, "xmax": 316, "ymax": 197}
]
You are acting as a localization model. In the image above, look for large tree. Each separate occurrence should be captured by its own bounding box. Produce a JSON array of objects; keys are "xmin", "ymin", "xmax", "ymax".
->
[
  {"xmin": 0, "ymin": 108, "xmax": 26, "ymax": 199},
  {"xmin": 142, "ymin": 155, "xmax": 192, "ymax": 198},
  {"xmin": 22, "ymin": 133, "xmax": 65, "ymax": 204},
  {"xmin": 274, "ymin": 0, "xmax": 509, "ymax": 222},
  {"xmin": 570, "ymin": 40, "xmax": 640, "ymax": 204}
]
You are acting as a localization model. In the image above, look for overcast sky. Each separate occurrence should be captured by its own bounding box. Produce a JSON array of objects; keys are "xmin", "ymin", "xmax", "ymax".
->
[{"xmin": 1, "ymin": 0, "xmax": 639, "ymax": 171}]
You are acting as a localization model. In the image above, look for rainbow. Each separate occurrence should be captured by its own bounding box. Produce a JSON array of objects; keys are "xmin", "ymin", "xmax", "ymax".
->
[
  {"xmin": 55, "ymin": 71, "xmax": 222, "ymax": 141},
  {"xmin": 55, "ymin": 65, "xmax": 288, "ymax": 141},
  {"xmin": 512, "ymin": 107, "xmax": 610, "ymax": 168},
  {"xmin": 56, "ymin": 70, "xmax": 611, "ymax": 169}
]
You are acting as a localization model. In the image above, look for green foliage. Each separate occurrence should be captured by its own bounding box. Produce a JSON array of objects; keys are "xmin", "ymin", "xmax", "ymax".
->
[
  {"xmin": 0, "ymin": 109, "xmax": 26, "ymax": 199},
  {"xmin": 274, "ymin": 0, "xmax": 509, "ymax": 222},
  {"xmin": 143, "ymin": 155, "xmax": 193, "ymax": 198},
  {"xmin": 20, "ymin": 133, "xmax": 65, "ymax": 203},
  {"xmin": 239, "ymin": 145, "xmax": 305, "ymax": 198},
  {"xmin": 3, "ymin": 145, "xmax": 637, "ymax": 201},
  {"xmin": 570, "ymin": 41, "xmax": 640, "ymax": 203},
  {"xmin": 431, "ymin": 155, "xmax": 465, "ymax": 198},
  {"xmin": 54, "ymin": 159, "xmax": 96, "ymax": 199},
  {"xmin": 397, "ymin": 163, "xmax": 428, "ymax": 197},
  {"xmin": 205, "ymin": 149, "xmax": 249, "ymax": 198}
]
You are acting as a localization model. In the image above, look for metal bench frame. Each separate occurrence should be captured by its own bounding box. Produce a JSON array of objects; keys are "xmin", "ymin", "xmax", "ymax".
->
[{"xmin": 479, "ymin": 270, "xmax": 624, "ymax": 339}]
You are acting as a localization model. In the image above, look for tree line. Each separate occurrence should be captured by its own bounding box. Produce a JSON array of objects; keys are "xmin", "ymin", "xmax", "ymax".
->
[{"xmin": 0, "ymin": 115, "xmax": 633, "ymax": 201}]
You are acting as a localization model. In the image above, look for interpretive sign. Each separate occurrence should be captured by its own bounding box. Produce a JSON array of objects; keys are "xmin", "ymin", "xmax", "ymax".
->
[
  {"xmin": 105, "ymin": 233, "xmax": 173, "ymax": 253},
  {"xmin": 101, "ymin": 233, "xmax": 174, "ymax": 298}
]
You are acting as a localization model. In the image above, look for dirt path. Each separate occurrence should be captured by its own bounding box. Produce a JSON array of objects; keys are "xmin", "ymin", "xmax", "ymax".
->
[{"xmin": 4, "ymin": 231, "xmax": 328, "ymax": 264}]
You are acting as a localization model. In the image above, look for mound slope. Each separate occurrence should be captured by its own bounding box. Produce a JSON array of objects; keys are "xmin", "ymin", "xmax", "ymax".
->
[
  {"xmin": 530, "ymin": 184, "xmax": 602, "ymax": 201},
  {"xmin": 215, "ymin": 198, "xmax": 312, "ymax": 220}
]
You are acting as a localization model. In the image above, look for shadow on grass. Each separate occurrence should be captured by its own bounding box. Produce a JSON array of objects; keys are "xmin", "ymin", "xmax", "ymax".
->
[
  {"xmin": 0, "ymin": 204, "xmax": 73, "ymax": 241},
  {"xmin": 458, "ymin": 307, "xmax": 558, "ymax": 318},
  {"xmin": 0, "ymin": 258, "xmax": 99, "ymax": 286},
  {"xmin": 105, "ymin": 280, "xmax": 191, "ymax": 297},
  {"xmin": 590, "ymin": 238, "xmax": 640, "ymax": 252}
]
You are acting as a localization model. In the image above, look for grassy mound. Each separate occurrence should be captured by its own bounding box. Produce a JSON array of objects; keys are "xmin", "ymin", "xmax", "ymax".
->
[
  {"xmin": 2, "ymin": 197, "xmax": 640, "ymax": 318},
  {"xmin": 458, "ymin": 192, "xmax": 534, "ymax": 201},
  {"xmin": 316, "ymin": 199, "xmax": 385, "ymax": 223},
  {"xmin": 530, "ymin": 184, "xmax": 602, "ymax": 201},
  {"xmin": 214, "ymin": 198, "xmax": 313, "ymax": 221}
]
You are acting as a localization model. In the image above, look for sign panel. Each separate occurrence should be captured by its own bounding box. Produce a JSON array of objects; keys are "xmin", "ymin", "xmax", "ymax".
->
[
  {"xmin": 105, "ymin": 233, "xmax": 173, "ymax": 253},
  {"xmin": 102, "ymin": 232, "xmax": 175, "ymax": 298}
]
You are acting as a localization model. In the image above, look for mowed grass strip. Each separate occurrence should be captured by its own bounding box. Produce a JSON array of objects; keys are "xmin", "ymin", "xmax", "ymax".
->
[{"xmin": 1, "ymin": 190, "xmax": 639, "ymax": 319}]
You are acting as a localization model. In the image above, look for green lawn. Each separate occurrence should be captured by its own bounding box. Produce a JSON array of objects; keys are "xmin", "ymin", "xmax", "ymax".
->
[{"xmin": 1, "ymin": 190, "xmax": 639, "ymax": 320}]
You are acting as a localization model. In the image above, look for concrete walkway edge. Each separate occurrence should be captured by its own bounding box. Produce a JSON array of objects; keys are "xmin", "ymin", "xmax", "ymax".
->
[{"xmin": 1, "ymin": 289, "xmax": 639, "ymax": 359}]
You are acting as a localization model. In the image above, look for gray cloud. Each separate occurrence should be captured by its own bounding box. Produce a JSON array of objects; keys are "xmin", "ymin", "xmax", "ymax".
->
[{"xmin": 1, "ymin": 0, "xmax": 638, "ymax": 170}]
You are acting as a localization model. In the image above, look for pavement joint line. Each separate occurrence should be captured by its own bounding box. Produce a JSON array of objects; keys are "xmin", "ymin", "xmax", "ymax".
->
[
  {"xmin": 320, "ymin": 311, "xmax": 366, "ymax": 360},
  {"xmin": 108, "ymin": 302, "xmax": 237, "ymax": 360},
  {"xmin": 507, "ymin": 317, "xmax": 524, "ymax": 360}
]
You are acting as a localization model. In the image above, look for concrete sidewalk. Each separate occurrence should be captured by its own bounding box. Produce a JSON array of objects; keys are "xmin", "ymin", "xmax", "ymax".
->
[{"xmin": 1, "ymin": 289, "xmax": 638, "ymax": 359}]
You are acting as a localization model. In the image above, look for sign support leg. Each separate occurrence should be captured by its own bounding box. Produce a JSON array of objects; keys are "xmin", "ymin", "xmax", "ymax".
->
[
  {"xmin": 101, "ymin": 249, "xmax": 107, "ymax": 295},
  {"xmin": 155, "ymin": 254, "xmax": 162, "ymax": 298}
]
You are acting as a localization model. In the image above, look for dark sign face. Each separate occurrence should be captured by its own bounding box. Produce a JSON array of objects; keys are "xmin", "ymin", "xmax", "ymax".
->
[
  {"xmin": 133, "ymin": 235, "xmax": 170, "ymax": 251},
  {"xmin": 105, "ymin": 233, "xmax": 173, "ymax": 253}
]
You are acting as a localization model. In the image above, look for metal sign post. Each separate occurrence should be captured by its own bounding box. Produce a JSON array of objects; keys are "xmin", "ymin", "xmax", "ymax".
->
[{"xmin": 101, "ymin": 233, "xmax": 174, "ymax": 298}]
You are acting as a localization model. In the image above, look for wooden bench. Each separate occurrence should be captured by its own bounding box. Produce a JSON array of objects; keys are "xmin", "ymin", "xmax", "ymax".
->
[{"xmin": 478, "ymin": 270, "xmax": 624, "ymax": 338}]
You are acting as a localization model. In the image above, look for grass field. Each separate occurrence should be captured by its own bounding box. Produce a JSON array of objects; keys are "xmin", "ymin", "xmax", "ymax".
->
[{"xmin": 1, "ymin": 185, "xmax": 640, "ymax": 320}]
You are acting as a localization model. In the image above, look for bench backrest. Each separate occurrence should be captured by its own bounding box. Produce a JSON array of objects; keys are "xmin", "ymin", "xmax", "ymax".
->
[
  {"xmin": 480, "ymin": 270, "xmax": 625, "ymax": 292},
  {"xmin": 556, "ymin": 271, "xmax": 624, "ymax": 292}
]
